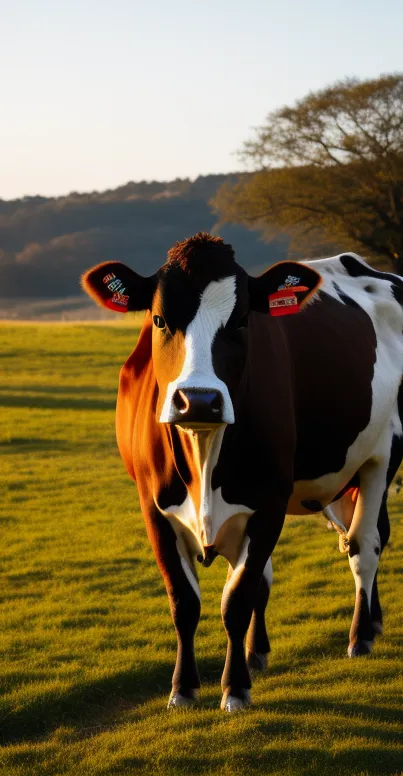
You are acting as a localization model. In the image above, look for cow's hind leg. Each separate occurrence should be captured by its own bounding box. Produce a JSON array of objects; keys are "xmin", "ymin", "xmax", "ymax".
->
[
  {"xmin": 246, "ymin": 557, "xmax": 272, "ymax": 672},
  {"xmin": 370, "ymin": 425, "xmax": 403, "ymax": 634},
  {"xmin": 347, "ymin": 454, "xmax": 388, "ymax": 657}
]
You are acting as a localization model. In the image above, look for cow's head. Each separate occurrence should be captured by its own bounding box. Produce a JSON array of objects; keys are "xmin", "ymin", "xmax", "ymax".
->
[{"xmin": 82, "ymin": 233, "xmax": 321, "ymax": 428}]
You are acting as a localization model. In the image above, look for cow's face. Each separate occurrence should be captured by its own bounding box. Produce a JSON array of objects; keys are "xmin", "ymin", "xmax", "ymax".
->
[
  {"xmin": 151, "ymin": 250, "xmax": 250, "ymax": 427},
  {"xmin": 82, "ymin": 233, "xmax": 321, "ymax": 428}
]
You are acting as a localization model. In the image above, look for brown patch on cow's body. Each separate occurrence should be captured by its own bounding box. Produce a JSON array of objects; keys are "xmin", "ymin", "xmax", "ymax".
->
[{"xmin": 151, "ymin": 286, "xmax": 187, "ymax": 420}]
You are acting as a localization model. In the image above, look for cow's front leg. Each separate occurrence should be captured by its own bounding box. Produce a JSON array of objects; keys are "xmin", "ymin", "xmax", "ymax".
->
[
  {"xmin": 370, "ymin": 492, "xmax": 391, "ymax": 635},
  {"xmin": 220, "ymin": 506, "xmax": 285, "ymax": 711},
  {"xmin": 146, "ymin": 513, "xmax": 201, "ymax": 707},
  {"xmin": 167, "ymin": 555, "xmax": 201, "ymax": 708}
]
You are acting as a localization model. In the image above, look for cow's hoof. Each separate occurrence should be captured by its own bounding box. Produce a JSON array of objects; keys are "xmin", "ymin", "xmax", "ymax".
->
[
  {"xmin": 220, "ymin": 689, "xmax": 251, "ymax": 712},
  {"xmin": 246, "ymin": 650, "xmax": 268, "ymax": 672},
  {"xmin": 348, "ymin": 640, "xmax": 373, "ymax": 657},
  {"xmin": 372, "ymin": 620, "xmax": 383, "ymax": 635},
  {"xmin": 167, "ymin": 690, "xmax": 199, "ymax": 709}
]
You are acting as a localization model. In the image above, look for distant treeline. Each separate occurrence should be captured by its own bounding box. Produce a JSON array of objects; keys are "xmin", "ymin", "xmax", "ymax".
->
[{"xmin": 0, "ymin": 175, "xmax": 287, "ymax": 299}]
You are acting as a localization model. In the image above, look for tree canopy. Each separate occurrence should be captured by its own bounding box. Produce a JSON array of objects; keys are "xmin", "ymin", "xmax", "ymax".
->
[{"xmin": 213, "ymin": 74, "xmax": 403, "ymax": 269}]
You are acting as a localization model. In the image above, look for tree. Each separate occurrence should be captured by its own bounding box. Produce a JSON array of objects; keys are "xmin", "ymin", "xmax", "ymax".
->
[{"xmin": 213, "ymin": 74, "xmax": 403, "ymax": 270}]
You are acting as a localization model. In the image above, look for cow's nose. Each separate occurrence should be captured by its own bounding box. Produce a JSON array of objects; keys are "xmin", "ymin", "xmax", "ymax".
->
[{"xmin": 172, "ymin": 388, "xmax": 223, "ymax": 425}]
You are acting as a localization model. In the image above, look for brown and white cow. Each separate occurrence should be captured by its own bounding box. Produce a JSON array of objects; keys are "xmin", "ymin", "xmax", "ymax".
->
[{"xmin": 82, "ymin": 233, "xmax": 403, "ymax": 711}]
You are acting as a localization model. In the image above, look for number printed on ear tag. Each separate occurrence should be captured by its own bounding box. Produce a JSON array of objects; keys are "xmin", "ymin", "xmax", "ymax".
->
[
  {"xmin": 103, "ymin": 272, "xmax": 130, "ymax": 312},
  {"xmin": 269, "ymin": 289, "xmax": 300, "ymax": 316}
]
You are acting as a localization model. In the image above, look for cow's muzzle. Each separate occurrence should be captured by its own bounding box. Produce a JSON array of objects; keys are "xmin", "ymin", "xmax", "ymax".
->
[{"xmin": 171, "ymin": 388, "xmax": 223, "ymax": 426}]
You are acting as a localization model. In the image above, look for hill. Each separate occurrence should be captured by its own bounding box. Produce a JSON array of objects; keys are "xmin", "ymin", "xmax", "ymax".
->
[{"xmin": 0, "ymin": 176, "xmax": 287, "ymax": 309}]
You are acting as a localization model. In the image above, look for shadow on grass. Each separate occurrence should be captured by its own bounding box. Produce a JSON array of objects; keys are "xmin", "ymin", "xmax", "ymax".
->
[
  {"xmin": 276, "ymin": 695, "xmax": 403, "ymax": 728},
  {"xmin": 0, "ymin": 385, "xmax": 116, "ymax": 396},
  {"xmin": 0, "ymin": 655, "xmax": 221, "ymax": 746},
  {"xmin": 0, "ymin": 395, "xmax": 116, "ymax": 411},
  {"xmin": 2, "ymin": 659, "xmax": 402, "ymax": 776},
  {"xmin": 127, "ymin": 746, "xmax": 403, "ymax": 776},
  {"xmin": 0, "ymin": 438, "xmax": 70, "ymax": 453}
]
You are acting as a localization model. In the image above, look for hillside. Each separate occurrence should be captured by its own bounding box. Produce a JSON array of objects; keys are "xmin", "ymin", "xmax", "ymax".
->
[{"xmin": 0, "ymin": 175, "xmax": 287, "ymax": 310}]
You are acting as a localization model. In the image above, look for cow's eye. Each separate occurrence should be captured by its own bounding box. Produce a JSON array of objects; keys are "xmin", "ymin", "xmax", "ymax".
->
[
  {"xmin": 153, "ymin": 315, "xmax": 166, "ymax": 329},
  {"xmin": 238, "ymin": 315, "xmax": 248, "ymax": 329}
]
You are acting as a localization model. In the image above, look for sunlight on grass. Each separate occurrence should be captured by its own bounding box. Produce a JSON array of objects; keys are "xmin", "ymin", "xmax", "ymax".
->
[{"xmin": 0, "ymin": 323, "xmax": 402, "ymax": 775}]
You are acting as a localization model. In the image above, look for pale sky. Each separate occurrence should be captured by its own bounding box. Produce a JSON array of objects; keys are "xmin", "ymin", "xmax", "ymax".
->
[{"xmin": 1, "ymin": 0, "xmax": 402, "ymax": 199}]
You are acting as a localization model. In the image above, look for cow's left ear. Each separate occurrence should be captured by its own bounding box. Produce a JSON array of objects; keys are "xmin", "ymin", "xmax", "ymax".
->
[
  {"xmin": 248, "ymin": 261, "xmax": 322, "ymax": 316},
  {"xmin": 81, "ymin": 261, "xmax": 157, "ymax": 312}
]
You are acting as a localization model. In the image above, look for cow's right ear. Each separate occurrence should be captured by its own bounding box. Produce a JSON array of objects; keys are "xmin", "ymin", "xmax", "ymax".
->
[
  {"xmin": 248, "ymin": 261, "xmax": 322, "ymax": 315},
  {"xmin": 81, "ymin": 262, "xmax": 157, "ymax": 312}
]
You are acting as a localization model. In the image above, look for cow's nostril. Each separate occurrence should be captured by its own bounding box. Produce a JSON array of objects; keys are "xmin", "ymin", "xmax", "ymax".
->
[{"xmin": 173, "ymin": 390, "xmax": 190, "ymax": 414}]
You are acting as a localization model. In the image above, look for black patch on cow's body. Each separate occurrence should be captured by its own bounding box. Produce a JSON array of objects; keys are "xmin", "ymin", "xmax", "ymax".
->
[
  {"xmin": 333, "ymin": 281, "xmax": 361, "ymax": 309},
  {"xmin": 157, "ymin": 267, "xmax": 208, "ymax": 333},
  {"xmin": 340, "ymin": 253, "xmax": 403, "ymax": 289},
  {"xmin": 281, "ymin": 291, "xmax": 377, "ymax": 482},
  {"xmin": 348, "ymin": 537, "xmax": 360, "ymax": 557},
  {"xmin": 301, "ymin": 499, "xmax": 323, "ymax": 512},
  {"xmin": 392, "ymin": 283, "xmax": 403, "ymax": 306}
]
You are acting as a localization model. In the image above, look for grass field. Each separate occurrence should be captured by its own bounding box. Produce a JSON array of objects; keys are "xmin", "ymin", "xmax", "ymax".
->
[{"xmin": 0, "ymin": 322, "xmax": 402, "ymax": 776}]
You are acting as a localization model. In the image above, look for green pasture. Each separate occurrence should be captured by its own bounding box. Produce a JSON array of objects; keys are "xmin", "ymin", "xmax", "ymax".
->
[{"xmin": 0, "ymin": 322, "xmax": 402, "ymax": 776}]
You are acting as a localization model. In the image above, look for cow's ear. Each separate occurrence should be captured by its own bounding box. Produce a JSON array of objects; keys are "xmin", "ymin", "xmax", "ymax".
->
[
  {"xmin": 248, "ymin": 261, "xmax": 322, "ymax": 316},
  {"xmin": 81, "ymin": 262, "xmax": 157, "ymax": 312}
]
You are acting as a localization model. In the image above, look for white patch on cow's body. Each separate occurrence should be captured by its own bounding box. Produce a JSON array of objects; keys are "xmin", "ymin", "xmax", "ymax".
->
[
  {"xmin": 157, "ymin": 425, "xmax": 252, "ymax": 561},
  {"xmin": 323, "ymin": 504, "xmax": 349, "ymax": 535},
  {"xmin": 180, "ymin": 556, "xmax": 200, "ymax": 599},
  {"xmin": 290, "ymin": 254, "xmax": 403, "ymax": 511},
  {"xmin": 160, "ymin": 483, "xmax": 253, "ymax": 564},
  {"xmin": 159, "ymin": 276, "xmax": 237, "ymax": 424}
]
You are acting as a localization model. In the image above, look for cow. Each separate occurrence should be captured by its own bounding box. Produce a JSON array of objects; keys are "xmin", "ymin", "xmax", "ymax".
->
[{"xmin": 81, "ymin": 233, "xmax": 403, "ymax": 712}]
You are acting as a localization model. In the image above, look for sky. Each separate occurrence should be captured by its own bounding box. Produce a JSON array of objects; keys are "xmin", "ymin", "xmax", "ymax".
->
[{"xmin": 1, "ymin": 0, "xmax": 403, "ymax": 200}]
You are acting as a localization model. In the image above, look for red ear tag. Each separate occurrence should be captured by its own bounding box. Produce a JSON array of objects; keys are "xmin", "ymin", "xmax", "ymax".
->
[
  {"xmin": 105, "ymin": 292, "xmax": 130, "ymax": 312},
  {"xmin": 269, "ymin": 288, "xmax": 300, "ymax": 316}
]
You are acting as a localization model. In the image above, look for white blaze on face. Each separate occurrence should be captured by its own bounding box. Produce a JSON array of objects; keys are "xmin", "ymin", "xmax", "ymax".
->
[{"xmin": 159, "ymin": 276, "xmax": 237, "ymax": 424}]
